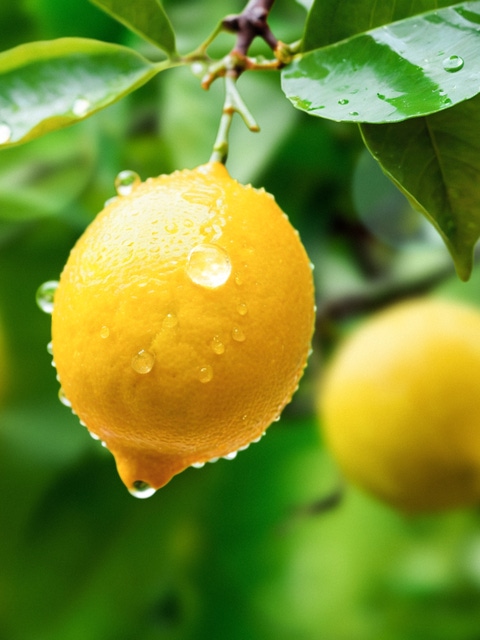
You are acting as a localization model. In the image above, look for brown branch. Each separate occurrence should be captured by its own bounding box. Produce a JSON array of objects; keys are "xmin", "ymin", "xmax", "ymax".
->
[{"xmin": 223, "ymin": 0, "xmax": 278, "ymax": 59}]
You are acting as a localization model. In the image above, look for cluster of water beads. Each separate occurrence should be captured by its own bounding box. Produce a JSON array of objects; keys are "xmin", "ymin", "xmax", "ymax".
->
[{"xmin": 36, "ymin": 280, "xmax": 59, "ymax": 314}]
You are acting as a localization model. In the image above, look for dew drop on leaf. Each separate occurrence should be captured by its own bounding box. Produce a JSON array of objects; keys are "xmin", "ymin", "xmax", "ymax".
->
[{"xmin": 442, "ymin": 55, "xmax": 464, "ymax": 72}]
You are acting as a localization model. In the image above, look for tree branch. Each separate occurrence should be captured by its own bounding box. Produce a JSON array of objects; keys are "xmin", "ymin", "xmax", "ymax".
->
[{"xmin": 223, "ymin": 0, "xmax": 278, "ymax": 59}]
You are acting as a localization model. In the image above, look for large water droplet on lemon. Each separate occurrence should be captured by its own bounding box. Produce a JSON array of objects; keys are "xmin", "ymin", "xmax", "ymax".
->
[{"xmin": 186, "ymin": 244, "xmax": 231, "ymax": 288}]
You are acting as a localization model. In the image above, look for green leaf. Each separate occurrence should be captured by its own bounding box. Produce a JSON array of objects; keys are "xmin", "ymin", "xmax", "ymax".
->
[
  {"xmin": 303, "ymin": 0, "xmax": 462, "ymax": 51},
  {"xmin": 0, "ymin": 38, "xmax": 164, "ymax": 147},
  {"xmin": 90, "ymin": 0, "xmax": 177, "ymax": 56},
  {"xmin": 360, "ymin": 95, "xmax": 480, "ymax": 280},
  {"xmin": 282, "ymin": 3, "xmax": 480, "ymax": 123},
  {"xmin": 0, "ymin": 126, "xmax": 96, "ymax": 220}
]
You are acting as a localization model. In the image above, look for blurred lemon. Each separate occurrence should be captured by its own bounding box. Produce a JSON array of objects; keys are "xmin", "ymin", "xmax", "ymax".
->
[
  {"xmin": 51, "ymin": 163, "xmax": 315, "ymax": 496},
  {"xmin": 319, "ymin": 298, "xmax": 480, "ymax": 513}
]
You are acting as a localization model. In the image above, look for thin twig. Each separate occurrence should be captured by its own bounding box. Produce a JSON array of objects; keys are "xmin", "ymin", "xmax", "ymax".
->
[{"xmin": 209, "ymin": 73, "xmax": 260, "ymax": 164}]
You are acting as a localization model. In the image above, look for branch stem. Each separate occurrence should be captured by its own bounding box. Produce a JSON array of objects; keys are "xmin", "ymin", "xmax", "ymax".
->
[{"xmin": 209, "ymin": 74, "xmax": 260, "ymax": 164}]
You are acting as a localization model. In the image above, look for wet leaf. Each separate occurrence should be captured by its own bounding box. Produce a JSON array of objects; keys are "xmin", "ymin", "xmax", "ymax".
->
[
  {"xmin": 360, "ymin": 95, "xmax": 480, "ymax": 280},
  {"xmin": 282, "ymin": 3, "xmax": 480, "ymax": 123},
  {"xmin": 0, "ymin": 38, "xmax": 165, "ymax": 147},
  {"xmin": 302, "ymin": 0, "xmax": 462, "ymax": 51},
  {"xmin": 90, "ymin": 0, "xmax": 177, "ymax": 56}
]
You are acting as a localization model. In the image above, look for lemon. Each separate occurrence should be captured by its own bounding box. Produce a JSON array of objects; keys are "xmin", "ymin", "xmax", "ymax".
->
[
  {"xmin": 319, "ymin": 298, "xmax": 480, "ymax": 513},
  {"xmin": 51, "ymin": 163, "xmax": 315, "ymax": 496}
]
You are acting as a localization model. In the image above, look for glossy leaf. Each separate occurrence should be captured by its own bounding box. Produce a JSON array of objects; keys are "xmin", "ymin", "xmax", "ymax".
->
[
  {"xmin": 0, "ymin": 38, "xmax": 164, "ymax": 147},
  {"xmin": 303, "ymin": 0, "xmax": 461, "ymax": 51},
  {"xmin": 90, "ymin": 0, "xmax": 177, "ymax": 56},
  {"xmin": 361, "ymin": 95, "xmax": 480, "ymax": 280},
  {"xmin": 282, "ymin": 3, "xmax": 480, "ymax": 123}
]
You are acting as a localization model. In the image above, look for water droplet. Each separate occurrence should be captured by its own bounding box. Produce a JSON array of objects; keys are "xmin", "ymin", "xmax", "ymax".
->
[
  {"xmin": 234, "ymin": 273, "xmax": 243, "ymax": 286},
  {"xmin": 338, "ymin": 98, "xmax": 349, "ymax": 105},
  {"xmin": 236, "ymin": 302, "xmax": 248, "ymax": 316},
  {"xmin": 198, "ymin": 365, "xmax": 213, "ymax": 383},
  {"xmin": 186, "ymin": 244, "xmax": 232, "ymax": 288},
  {"xmin": 129, "ymin": 480, "xmax": 156, "ymax": 498},
  {"xmin": 162, "ymin": 313, "xmax": 178, "ymax": 329},
  {"xmin": 232, "ymin": 325, "xmax": 246, "ymax": 342},
  {"xmin": 58, "ymin": 387, "xmax": 72, "ymax": 407},
  {"xmin": 131, "ymin": 349, "xmax": 155, "ymax": 374},
  {"xmin": 46, "ymin": 341, "xmax": 53, "ymax": 355},
  {"xmin": 211, "ymin": 335, "xmax": 225, "ymax": 355},
  {"xmin": 100, "ymin": 326, "xmax": 110, "ymax": 339},
  {"xmin": 223, "ymin": 451, "xmax": 237, "ymax": 460},
  {"xmin": 89, "ymin": 431, "xmax": 100, "ymax": 440},
  {"xmin": 165, "ymin": 222, "xmax": 178, "ymax": 234},
  {"xmin": 72, "ymin": 98, "xmax": 90, "ymax": 117},
  {"xmin": 114, "ymin": 170, "xmax": 141, "ymax": 196},
  {"xmin": 443, "ymin": 55, "xmax": 464, "ymax": 72},
  {"xmin": 0, "ymin": 123, "xmax": 11, "ymax": 144},
  {"xmin": 191, "ymin": 461, "xmax": 205, "ymax": 468},
  {"xmin": 36, "ymin": 280, "xmax": 59, "ymax": 314}
]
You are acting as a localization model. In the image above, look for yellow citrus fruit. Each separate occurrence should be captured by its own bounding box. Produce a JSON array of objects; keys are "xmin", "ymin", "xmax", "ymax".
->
[
  {"xmin": 319, "ymin": 298, "xmax": 480, "ymax": 513},
  {"xmin": 51, "ymin": 162, "xmax": 315, "ymax": 496}
]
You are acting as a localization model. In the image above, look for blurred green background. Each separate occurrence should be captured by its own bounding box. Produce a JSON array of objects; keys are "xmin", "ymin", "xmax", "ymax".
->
[{"xmin": 2, "ymin": 1, "xmax": 480, "ymax": 639}]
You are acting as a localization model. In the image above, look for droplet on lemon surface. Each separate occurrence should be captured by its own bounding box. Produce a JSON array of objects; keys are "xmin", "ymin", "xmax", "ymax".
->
[{"xmin": 186, "ymin": 243, "xmax": 232, "ymax": 288}]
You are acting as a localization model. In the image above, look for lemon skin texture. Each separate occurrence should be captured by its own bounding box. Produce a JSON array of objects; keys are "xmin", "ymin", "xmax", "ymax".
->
[
  {"xmin": 52, "ymin": 163, "xmax": 315, "ymax": 493},
  {"xmin": 319, "ymin": 298, "xmax": 480, "ymax": 513}
]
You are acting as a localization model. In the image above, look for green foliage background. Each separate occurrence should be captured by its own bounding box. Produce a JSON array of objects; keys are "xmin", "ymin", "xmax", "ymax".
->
[{"xmin": 2, "ymin": 1, "xmax": 480, "ymax": 639}]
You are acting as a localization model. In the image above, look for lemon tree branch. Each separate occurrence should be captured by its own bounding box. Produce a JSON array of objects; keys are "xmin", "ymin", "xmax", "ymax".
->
[{"xmin": 209, "ymin": 73, "xmax": 259, "ymax": 164}]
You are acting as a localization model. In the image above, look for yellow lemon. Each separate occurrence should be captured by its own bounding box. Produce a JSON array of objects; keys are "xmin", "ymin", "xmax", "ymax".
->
[
  {"xmin": 51, "ymin": 163, "xmax": 315, "ymax": 496},
  {"xmin": 319, "ymin": 298, "xmax": 480, "ymax": 513}
]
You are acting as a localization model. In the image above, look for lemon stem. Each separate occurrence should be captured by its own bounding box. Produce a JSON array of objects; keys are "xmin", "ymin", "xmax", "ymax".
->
[{"xmin": 209, "ymin": 74, "xmax": 259, "ymax": 164}]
